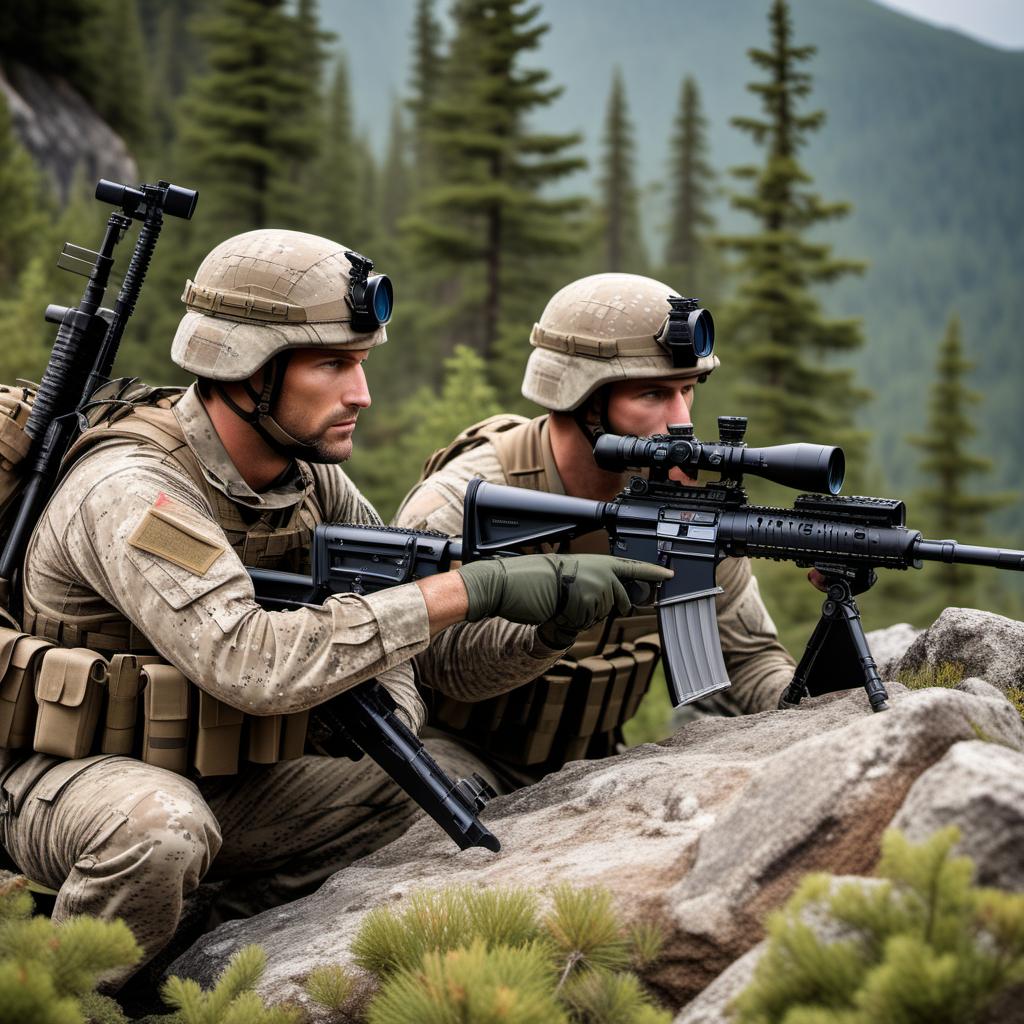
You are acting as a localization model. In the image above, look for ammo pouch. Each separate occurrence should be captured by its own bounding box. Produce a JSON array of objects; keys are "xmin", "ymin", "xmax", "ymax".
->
[
  {"xmin": 430, "ymin": 632, "xmax": 661, "ymax": 770},
  {"xmin": 101, "ymin": 654, "xmax": 161, "ymax": 755},
  {"xmin": 0, "ymin": 628, "xmax": 53, "ymax": 749},
  {"xmin": 244, "ymin": 712, "xmax": 310, "ymax": 765},
  {"xmin": 33, "ymin": 648, "xmax": 109, "ymax": 759},
  {"xmin": 141, "ymin": 663, "xmax": 191, "ymax": 774},
  {"xmin": 145, "ymin": 673, "xmax": 309, "ymax": 778}
]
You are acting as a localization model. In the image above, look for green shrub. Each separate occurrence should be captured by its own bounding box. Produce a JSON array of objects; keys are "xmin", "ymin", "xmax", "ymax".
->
[
  {"xmin": 161, "ymin": 944, "xmax": 302, "ymax": 1024},
  {"xmin": 0, "ymin": 874, "xmax": 140, "ymax": 1024},
  {"xmin": 310, "ymin": 883, "xmax": 671, "ymax": 1023},
  {"xmin": 732, "ymin": 827, "xmax": 1024, "ymax": 1024},
  {"xmin": 896, "ymin": 661, "xmax": 965, "ymax": 690}
]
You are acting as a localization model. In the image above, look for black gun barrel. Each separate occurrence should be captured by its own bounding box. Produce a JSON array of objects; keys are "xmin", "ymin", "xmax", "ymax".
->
[
  {"xmin": 913, "ymin": 538, "xmax": 1024, "ymax": 571},
  {"xmin": 594, "ymin": 434, "xmax": 845, "ymax": 495}
]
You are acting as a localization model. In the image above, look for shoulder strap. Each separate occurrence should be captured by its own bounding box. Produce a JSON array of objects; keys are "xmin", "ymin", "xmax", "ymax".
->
[
  {"xmin": 489, "ymin": 416, "xmax": 551, "ymax": 492},
  {"xmin": 419, "ymin": 413, "xmax": 530, "ymax": 481},
  {"xmin": 62, "ymin": 389, "xmax": 203, "ymax": 487}
]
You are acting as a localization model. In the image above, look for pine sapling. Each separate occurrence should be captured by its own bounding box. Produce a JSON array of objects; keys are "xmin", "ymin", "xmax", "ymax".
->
[{"xmin": 160, "ymin": 944, "xmax": 302, "ymax": 1024}]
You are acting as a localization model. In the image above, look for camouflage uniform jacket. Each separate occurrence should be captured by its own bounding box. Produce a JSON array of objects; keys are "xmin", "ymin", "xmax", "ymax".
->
[{"xmin": 4, "ymin": 386, "xmax": 559, "ymax": 780}]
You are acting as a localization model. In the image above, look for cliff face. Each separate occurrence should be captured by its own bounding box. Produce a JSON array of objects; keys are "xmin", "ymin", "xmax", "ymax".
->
[{"xmin": 0, "ymin": 61, "xmax": 136, "ymax": 200}]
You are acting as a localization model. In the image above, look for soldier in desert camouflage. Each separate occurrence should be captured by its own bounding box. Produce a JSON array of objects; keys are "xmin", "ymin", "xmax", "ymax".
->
[
  {"xmin": 394, "ymin": 273, "xmax": 798, "ymax": 789},
  {"xmin": 0, "ymin": 233, "xmax": 668, "ymax": 987}
]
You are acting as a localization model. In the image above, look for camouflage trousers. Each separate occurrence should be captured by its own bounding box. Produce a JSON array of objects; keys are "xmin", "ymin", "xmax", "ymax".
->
[{"xmin": 0, "ymin": 739, "xmax": 501, "ymax": 990}]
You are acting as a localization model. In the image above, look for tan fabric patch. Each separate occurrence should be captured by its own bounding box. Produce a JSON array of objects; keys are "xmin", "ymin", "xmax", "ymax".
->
[{"xmin": 128, "ymin": 498, "xmax": 226, "ymax": 576}]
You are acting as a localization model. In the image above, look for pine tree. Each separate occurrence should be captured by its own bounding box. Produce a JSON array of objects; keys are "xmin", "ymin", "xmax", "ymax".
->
[
  {"xmin": 326, "ymin": 883, "xmax": 671, "ymax": 1024},
  {"xmin": 406, "ymin": 0, "xmax": 443, "ymax": 173},
  {"xmin": 1, "ymin": 1, "xmax": 104, "ymax": 104},
  {"xmin": 907, "ymin": 314, "xmax": 1016, "ymax": 608},
  {"xmin": 88, "ymin": 0, "xmax": 151, "ymax": 153},
  {"xmin": 380, "ymin": 99, "xmax": 410, "ymax": 240},
  {"xmin": 148, "ymin": 0, "xmax": 204, "ymax": 151},
  {"xmin": 0, "ymin": 95, "xmax": 48, "ymax": 293},
  {"xmin": 599, "ymin": 69, "xmax": 646, "ymax": 273},
  {"xmin": 313, "ymin": 55, "xmax": 362, "ymax": 243},
  {"xmin": 0, "ymin": 874, "xmax": 140, "ymax": 1022},
  {"xmin": 405, "ymin": 0, "xmax": 587, "ymax": 373},
  {"xmin": 176, "ymin": 0, "xmax": 327, "ymax": 233},
  {"xmin": 721, "ymin": 0, "xmax": 869, "ymax": 463},
  {"xmin": 663, "ymin": 76, "xmax": 717, "ymax": 298},
  {"xmin": 733, "ymin": 828, "xmax": 1024, "ymax": 1024},
  {"xmin": 350, "ymin": 344, "xmax": 502, "ymax": 519},
  {"xmin": 161, "ymin": 944, "xmax": 302, "ymax": 1023},
  {"xmin": 0, "ymin": 257, "xmax": 52, "ymax": 383}
]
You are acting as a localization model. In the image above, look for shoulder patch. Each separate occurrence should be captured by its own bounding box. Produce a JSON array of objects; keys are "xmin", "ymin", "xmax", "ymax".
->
[{"xmin": 128, "ymin": 493, "xmax": 226, "ymax": 576}]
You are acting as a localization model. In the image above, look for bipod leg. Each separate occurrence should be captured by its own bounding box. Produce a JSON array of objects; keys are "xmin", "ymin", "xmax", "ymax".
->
[
  {"xmin": 780, "ymin": 575, "xmax": 889, "ymax": 712},
  {"xmin": 824, "ymin": 579, "xmax": 889, "ymax": 712},
  {"xmin": 778, "ymin": 615, "xmax": 831, "ymax": 708}
]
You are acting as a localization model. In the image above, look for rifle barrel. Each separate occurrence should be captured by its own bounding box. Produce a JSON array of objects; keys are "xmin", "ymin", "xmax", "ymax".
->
[{"xmin": 913, "ymin": 538, "xmax": 1024, "ymax": 571}]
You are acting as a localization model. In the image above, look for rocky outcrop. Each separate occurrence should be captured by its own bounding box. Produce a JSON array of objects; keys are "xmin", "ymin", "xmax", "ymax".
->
[
  {"xmin": 167, "ymin": 681, "xmax": 1024, "ymax": 1020},
  {"xmin": 895, "ymin": 607, "xmax": 1024, "ymax": 695},
  {"xmin": 0, "ymin": 62, "xmax": 136, "ymax": 201},
  {"xmin": 865, "ymin": 621, "xmax": 921, "ymax": 677},
  {"xmin": 892, "ymin": 737, "xmax": 1024, "ymax": 891}
]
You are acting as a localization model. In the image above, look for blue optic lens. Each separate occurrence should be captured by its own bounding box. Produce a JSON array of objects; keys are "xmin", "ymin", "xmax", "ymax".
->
[
  {"xmin": 691, "ymin": 310, "xmax": 714, "ymax": 357},
  {"xmin": 371, "ymin": 278, "xmax": 393, "ymax": 324}
]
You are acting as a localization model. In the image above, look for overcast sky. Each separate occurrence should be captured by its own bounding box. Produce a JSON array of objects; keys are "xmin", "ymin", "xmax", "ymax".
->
[{"xmin": 872, "ymin": 0, "xmax": 1024, "ymax": 50}]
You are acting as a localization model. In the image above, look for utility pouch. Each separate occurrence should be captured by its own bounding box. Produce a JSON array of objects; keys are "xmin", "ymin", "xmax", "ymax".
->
[
  {"xmin": 239, "ymin": 711, "xmax": 312, "ymax": 765},
  {"xmin": 0, "ymin": 629, "xmax": 52, "ymax": 749},
  {"xmin": 194, "ymin": 691, "xmax": 244, "ymax": 777},
  {"xmin": 0, "ymin": 384, "xmax": 33, "ymax": 515},
  {"xmin": 561, "ymin": 656, "xmax": 614, "ymax": 742},
  {"xmin": 33, "ymin": 648, "xmax": 108, "ymax": 759},
  {"xmin": 141, "ymin": 664, "xmax": 190, "ymax": 774},
  {"xmin": 597, "ymin": 651, "xmax": 639, "ymax": 733},
  {"xmin": 245, "ymin": 715, "xmax": 283, "ymax": 764},
  {"xmin": 489, "ymin": 675, "xmax": 571, "ymax": 766},
  {"xmin": 101, "ymin": 654, "xmax": 160, "ymax": 755},
  {"xmin": 623, "ymin": 635, "xmax": 660, "ymax": 721},
  {"xmin": 280, "ymin": 711, "xmax": 309, "ymax": 760}
]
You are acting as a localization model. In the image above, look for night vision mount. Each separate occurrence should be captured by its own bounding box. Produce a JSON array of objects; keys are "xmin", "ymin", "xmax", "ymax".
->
[
  {"xmin": 655, "ymin": 295, "xmax": 715, "ymax": 368},
  {"xmin": 345, "ymin": 250, "xmax": 393, "ymax": 332}
]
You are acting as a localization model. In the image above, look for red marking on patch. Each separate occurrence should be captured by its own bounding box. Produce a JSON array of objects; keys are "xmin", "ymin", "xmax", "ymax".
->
[{"xmin": 154, "ymin": 492, "xmax": 171, "ymax": 508}]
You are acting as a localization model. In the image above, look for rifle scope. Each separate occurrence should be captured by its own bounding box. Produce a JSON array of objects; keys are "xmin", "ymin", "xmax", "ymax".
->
[
  {"xmin": 95, "ymin": 179, "xmax": 198, "ymax": 220},
  {"xmin": 594, "ymin": 431, "xmax": 845, "ymax": 495}
]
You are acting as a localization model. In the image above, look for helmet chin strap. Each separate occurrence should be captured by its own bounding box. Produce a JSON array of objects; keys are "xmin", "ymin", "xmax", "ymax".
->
[
  {"xmin": 572, "ymin": 386, "xmax": 613, "ymax": 449},
  {"xmin": 214, "ymin": 354, "xmax": 331, "ymax": 464}
]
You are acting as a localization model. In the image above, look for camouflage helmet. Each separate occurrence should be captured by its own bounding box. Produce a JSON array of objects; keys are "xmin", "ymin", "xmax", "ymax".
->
[
  {"xmin": 171, "ymin": 228, "xmax": 388, "ymax": 381},
  {"xmin": 521, "ymin": 273, "xmax": 719, "ymax": 411}
]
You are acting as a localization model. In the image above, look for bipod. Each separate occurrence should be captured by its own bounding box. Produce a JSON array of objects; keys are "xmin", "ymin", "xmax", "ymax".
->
[{"xmin": 779, "ymin": 566, "xmax": 890, "ymax": 712}]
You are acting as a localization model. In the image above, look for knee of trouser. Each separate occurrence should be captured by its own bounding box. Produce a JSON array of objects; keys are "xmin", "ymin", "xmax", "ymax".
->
[{"xmin": 121, "ymin": 788, "xmax": 223, "ymax": 888}]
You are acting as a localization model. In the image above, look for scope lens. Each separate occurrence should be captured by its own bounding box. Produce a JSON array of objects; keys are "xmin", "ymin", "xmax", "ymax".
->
[
  {"xmin": 688, "ymin": 309, "xmax": 715, "ymax": 357},
  {"xmin": 827, "ymin": 448, "xmax": 845, "ymax": 494},
  {"xmin": 369, "ymin": 276, "xmax": 393, "ymax": 325}
]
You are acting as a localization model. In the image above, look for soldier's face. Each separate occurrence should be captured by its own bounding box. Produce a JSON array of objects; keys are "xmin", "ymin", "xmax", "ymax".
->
[
  {"xmin": 273, "ymin": 347, "xmax": 372, "ymax": 462},
  {"xmin": 605, "ymin": 377, "xmax": 697, "ymax": 437}
]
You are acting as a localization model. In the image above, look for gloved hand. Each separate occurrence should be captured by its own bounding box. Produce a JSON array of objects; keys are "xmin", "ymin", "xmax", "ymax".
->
[{"xmin": 458, "ymin": 553, "xmax": 673, "ymax": 648}]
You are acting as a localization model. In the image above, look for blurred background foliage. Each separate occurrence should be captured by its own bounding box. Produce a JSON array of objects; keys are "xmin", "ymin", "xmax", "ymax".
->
[{"xmin": 0, "ymin": 0, "xmax": 1020, "ymax": 648}]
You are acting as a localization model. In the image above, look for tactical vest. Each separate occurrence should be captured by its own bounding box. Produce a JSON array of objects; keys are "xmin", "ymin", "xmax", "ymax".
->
[
  {"xmin": 10, "ymin": 384, "xmax": 320, "ymax": 776},
  {"xmin": 424, "ymin": 415, "xmax": 662, "ymax": 774}
]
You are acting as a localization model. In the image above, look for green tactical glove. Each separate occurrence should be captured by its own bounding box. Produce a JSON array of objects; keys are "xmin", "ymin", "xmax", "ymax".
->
[{"xmin": 458, "ymin": 553, "xmax": 673, "ymax": 648}]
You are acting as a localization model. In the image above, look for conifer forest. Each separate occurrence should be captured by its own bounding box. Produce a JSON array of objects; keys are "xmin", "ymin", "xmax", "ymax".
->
[{"xmin": 0, "ymin": 0, "xmax": 1021, "ymax": 645}]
